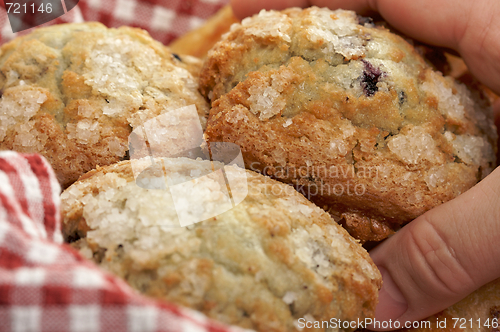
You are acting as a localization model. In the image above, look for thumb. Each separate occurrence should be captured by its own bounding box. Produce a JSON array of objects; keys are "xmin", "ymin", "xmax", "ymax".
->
[{"xmin": 368, "ymin": 166, "xmax": 500, "ymax": 331}]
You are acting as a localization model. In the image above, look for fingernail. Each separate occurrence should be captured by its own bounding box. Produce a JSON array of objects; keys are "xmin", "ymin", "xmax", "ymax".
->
[{"xmin": 375, "ymin": 266, "xmax": 408, "ymax": 322}]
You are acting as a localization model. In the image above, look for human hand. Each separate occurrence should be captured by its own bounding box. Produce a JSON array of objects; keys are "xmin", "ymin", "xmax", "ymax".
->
[
  {"xmin": 231, "ymin": 0, "xmax": 500, "ymax": 330},
  {"xmin": 367, "ymin": 167, "xmax": 500, "ymax": 330}
]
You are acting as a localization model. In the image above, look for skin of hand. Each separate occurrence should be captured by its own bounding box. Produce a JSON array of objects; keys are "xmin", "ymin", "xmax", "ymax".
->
[{"xmin": 231, "ymin": 0, "xmax": 500, "ymax": 330}]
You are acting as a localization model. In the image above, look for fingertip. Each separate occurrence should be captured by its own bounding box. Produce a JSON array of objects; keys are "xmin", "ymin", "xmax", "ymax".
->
[{"xmin": 230, "ymin": 0, "xmax": 308, "ymax": 20}]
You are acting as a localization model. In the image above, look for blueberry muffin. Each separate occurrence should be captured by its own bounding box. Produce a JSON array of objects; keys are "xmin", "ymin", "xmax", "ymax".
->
[
  {"xmin": 200, "ymin": 7, "xmax": 497, "ymax": 242},
  {"xmin": 0, "ymin": 22, "xmax": 209, "ymax": 187},
  {"xmin": 61, "ymin": 157, "xmax": 381, "ymax": 332}
]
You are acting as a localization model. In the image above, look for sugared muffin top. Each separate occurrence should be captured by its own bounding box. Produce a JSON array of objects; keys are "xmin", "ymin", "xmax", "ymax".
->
[{"xmin": 201, "ymin": 7, "xmax": 497, "ymax": 242}]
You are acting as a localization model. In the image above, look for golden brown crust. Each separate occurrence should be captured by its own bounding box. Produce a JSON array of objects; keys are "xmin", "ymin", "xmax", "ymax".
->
[
  {"xmin": 0, "ymin": 22, "xmax": 209, "ymax": 188},
  {"xmin": 201, "ymin": 8, "xmax": 497, "ymax": 242},
  {"xmin": 203, "ymin": 57, "xmax": 482, "ymax": 242},
  {"xmin": 61, "ymin": 157, "xmax": 381, "ymax": 332}
]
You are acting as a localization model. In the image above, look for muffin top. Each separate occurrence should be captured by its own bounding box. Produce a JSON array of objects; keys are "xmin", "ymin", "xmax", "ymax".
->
[
  {"xmin": 201, "ymin": 7, "xmax": 497, "ymax": 242},
  {"xmin": 62, "ymin": 157, "xmax": 381, "ymax": 332},
  {"xmin": 0, "ymin": 22, "xmax": 209, "ymax": 187}
]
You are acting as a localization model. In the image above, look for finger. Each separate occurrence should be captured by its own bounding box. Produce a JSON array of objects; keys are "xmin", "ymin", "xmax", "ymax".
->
[
  {"xmin": 230, "ymin": 0, "xmax": 308, "ymax": 20},
  {"xmin": 368, "ymin": 167, "xmax": 500, "ymax": 331},
  {"xmin": 458, "ymin": 3, "xmax": 500, "ymax": 95}
]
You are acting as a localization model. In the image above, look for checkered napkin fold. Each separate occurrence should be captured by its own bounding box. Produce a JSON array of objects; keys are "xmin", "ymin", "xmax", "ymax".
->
[{"xmin": 0, "ymin": 151, "xmax": 249, "ymax": 332}]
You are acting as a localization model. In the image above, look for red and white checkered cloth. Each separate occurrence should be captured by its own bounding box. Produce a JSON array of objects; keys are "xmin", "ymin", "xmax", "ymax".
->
[
  {"xmin": 0, "ymin": 0, "xmax": 229, "ymax": 45},
  {"xmin": 0, "ymin": 151, "xmax": 250, "ymax": 332}
]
